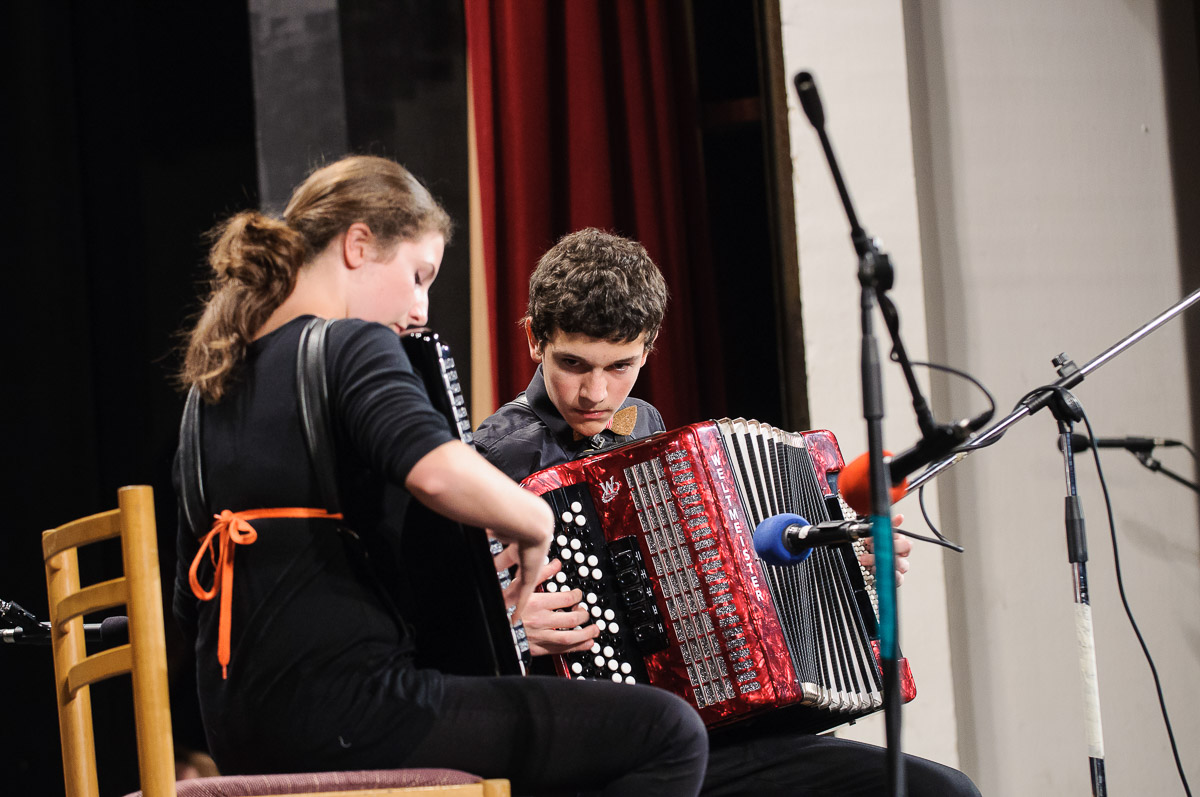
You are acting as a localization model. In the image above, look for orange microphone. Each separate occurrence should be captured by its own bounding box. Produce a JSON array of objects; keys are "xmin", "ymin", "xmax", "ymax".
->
[
  {"xmin": 840, "ymin": 406, "xmax": 995, "ymax": 515},
  {"xmin": 839, "ymin": 451, "xmax": 908, "ymax": 516}
]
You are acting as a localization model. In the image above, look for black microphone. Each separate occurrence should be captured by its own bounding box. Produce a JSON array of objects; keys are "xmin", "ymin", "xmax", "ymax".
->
[
  {"xmin": 1, "ymin": 615, "xmax": 128, "ymax": 646},
  {"xmin": 1064, "ymin": 433, "xmax": 1184, "ymax": 453},
  {"xmin": 93, "ymin": 616, "xmax": 129, "ymax": 646},
  {"xmin": 753, "ymin": 513, "xmax": 874, "ymax": 566},
  {"xmin": 794, "ymin": 71, "xmax": 825, "ymax": 129}
]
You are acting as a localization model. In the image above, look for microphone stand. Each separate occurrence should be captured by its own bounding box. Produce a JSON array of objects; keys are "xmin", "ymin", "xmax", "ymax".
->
[
  {"xmin": 877, "ymin": 292, "xmax": 991, "ymax": 477},
  {"xmin": 1, "ymin": 598, "xmax": 127, "ymax": 646},
  {"xmin": 904, "ymin": 286, "xmax": 1200, "ymax": 797},
  {"xmin": 794, "ymin": 71, "xmax": 905, "ymax": 796},
  {"xmin": 1055, "ymin": 402, "xmax": 1108, "ymax": 796},
  {"xmin": 1132, "ymin": 452, "xmax": 1200, "ymax": 495},
  {"xmin": 908, "ymin": 286, "xmax": 1200, "ymax": 492},
  {"xmin": 0, "ymin": 598, "xmax": 51, "ymax": 644}
]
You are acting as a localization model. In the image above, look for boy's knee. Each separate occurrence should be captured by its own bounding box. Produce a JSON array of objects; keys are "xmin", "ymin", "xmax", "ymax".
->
[
  {"xmin": 655, "ymin": 692, "xmax": 709, "ymax": 761},
  {"xmin": 908, "ymin": 758, "xmax": 981, "ymax": 797}
]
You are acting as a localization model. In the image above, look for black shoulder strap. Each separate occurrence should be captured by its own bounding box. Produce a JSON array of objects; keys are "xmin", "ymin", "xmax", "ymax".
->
[
  {"xmin": 178, "ymin": 385, "xmax": 208, "ymax": 537},
  {"xmin": 296, "ymin": 317, "xmax": 342, "ymax": 514}
]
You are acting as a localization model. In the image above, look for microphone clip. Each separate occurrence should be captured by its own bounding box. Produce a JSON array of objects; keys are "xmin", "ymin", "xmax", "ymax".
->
[
  {"xmin": 0, "ymin": 599, "xmax": 51, "ymax": 645},
  {"xmin": 1135, "ymin": 451, "xmax": 1161, "ymax": 470},
  {"xmin": 887, "ymin": 414, "xmax": 986, "ymax": 487},
  {"xmin": 754, "ymin": 514, "xmax": 874, "ymax": 567}
]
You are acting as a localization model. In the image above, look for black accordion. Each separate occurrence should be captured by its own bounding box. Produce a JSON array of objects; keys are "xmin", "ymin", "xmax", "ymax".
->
[{"xmin": 295, "ymin": 321, "xmax": 530, "ymax": 677}]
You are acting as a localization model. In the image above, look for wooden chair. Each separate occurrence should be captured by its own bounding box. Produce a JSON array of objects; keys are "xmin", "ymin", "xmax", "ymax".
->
[{"xmin": 43, "ymin": 485, "xmax": 509, "ymax": 797}]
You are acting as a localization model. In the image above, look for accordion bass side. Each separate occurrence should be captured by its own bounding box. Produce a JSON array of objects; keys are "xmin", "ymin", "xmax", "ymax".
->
[{"xmin": 521, "ymin": 419, "xmax": 916, "ymax": 730}]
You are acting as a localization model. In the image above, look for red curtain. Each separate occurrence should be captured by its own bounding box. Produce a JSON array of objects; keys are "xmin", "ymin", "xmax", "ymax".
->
[{"xmin": 466, "ymin": 0, "xmax": 723, "ymax": 429}]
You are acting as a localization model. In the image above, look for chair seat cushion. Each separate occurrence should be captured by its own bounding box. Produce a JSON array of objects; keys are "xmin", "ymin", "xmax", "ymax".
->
[{"xmin": 126, "ymin": 768, "xmax": 482, "ymax": 796}]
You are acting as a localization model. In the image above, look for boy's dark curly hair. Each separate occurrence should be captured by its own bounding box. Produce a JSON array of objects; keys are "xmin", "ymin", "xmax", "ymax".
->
[{"xmin": 526, "ymin": 228, "xmax": 668, "ymax": 351}]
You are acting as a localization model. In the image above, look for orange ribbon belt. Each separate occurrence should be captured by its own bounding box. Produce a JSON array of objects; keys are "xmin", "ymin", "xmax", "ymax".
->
[{"xmin": 189, "ymin": 508, "xmax": 343, "ymax": 679}]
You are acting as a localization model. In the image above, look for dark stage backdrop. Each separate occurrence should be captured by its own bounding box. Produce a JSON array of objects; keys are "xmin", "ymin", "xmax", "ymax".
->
[
  {"xmin": 1, "ymin": 3, "xmax": 792, "ymax": 795},
  {"xmin": 3, "ymin": 5, "xmax": 258, "ymax": 796}
]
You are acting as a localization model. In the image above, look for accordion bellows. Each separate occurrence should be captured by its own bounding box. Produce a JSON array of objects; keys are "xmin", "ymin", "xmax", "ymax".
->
[{"xmin": 522, "ymin": 419, "xmax": 915, "ymax": 731}]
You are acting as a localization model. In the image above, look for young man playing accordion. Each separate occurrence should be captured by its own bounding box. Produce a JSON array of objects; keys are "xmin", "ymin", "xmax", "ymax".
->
[{"xmin": 474, "ymin": 228, "xmax": 980, "ymax": 797}]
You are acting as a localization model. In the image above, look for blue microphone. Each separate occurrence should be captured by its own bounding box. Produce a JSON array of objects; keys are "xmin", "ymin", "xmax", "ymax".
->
[{"xmin": 753, "ymin": 513, "xmax": 874, "ymax": 566}]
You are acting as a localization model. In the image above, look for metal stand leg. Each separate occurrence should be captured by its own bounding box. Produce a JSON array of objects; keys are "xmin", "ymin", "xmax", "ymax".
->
[{"xmin": 1057, "ymin": 416, "xmax": 1107, "ymax": 797}]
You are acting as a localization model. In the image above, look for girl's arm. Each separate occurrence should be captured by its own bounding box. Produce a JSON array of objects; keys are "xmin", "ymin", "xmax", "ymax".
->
[{"xmin": 405, "ymin": 439, "xmax": 553, "ymax": 620}]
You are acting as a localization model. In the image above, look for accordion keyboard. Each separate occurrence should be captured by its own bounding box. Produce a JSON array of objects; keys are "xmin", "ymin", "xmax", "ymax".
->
[{"xmin": 541, "ymin": 484, "xmax": 654, "ymax": 685}]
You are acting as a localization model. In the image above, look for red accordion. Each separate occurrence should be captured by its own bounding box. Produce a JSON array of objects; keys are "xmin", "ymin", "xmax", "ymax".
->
[{"xmin": 521, "ymin": 419, "xmax": 915, "ymax": 730}]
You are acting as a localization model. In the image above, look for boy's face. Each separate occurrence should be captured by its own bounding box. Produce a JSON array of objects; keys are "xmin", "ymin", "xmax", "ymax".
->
[{"xmin": 529, "ymin": 325, "xmax": 650, "ymax": 438}]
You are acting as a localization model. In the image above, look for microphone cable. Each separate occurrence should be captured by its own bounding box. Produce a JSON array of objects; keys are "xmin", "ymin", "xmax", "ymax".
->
[
  {"xmin": 888, "ymin": 352, "xmax": 999, "ymax": 444},
  {"xmin": 892, "ymin": 355, "xmax": 997, "ymax": 551},
  {"xmin": 913, "ymin": 487, "xmax": 964, "ymax": 552}
]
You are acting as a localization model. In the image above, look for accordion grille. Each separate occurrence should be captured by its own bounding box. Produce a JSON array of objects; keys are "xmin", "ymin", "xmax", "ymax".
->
[{"xmin": 716, "ymin": 419, "xmax": 883, "ymax": 712}]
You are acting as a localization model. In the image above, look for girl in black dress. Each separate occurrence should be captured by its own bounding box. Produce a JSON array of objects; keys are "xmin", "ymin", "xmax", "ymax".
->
[{"xmin": 174, "ymin": 155, "xmax": 707, "ymax": 795}]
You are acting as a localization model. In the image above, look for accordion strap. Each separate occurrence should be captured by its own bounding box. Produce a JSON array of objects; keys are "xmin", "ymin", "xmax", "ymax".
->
[
  {"xmin": 296, "ymin": 317, "xmax": 342, "ymax": 514},
  {"xmin": 178, "ymin": 386, "xmax": 208, "ymax": 538},
  {"xmin": 178, "ymin": 318, "xmax": 343, "ymax": 536}
]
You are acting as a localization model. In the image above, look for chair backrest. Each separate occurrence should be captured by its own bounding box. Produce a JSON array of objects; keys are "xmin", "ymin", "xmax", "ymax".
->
[
  {"xmin": 42, "ymin": 485, "xmax": 511, "ymax": 797},
  {"xmin": 43, "ymin": 484, "xmax": 176, "ymax": 797}
]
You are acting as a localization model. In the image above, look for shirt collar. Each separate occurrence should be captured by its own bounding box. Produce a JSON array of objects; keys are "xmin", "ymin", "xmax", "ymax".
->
[
  {"xmin": 524, "ymin": 365, "xmax": 576, "ymax": 449},
  {"xmin": 523, "ymin": 365, "xmax": 635, "ymax": 454}
]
